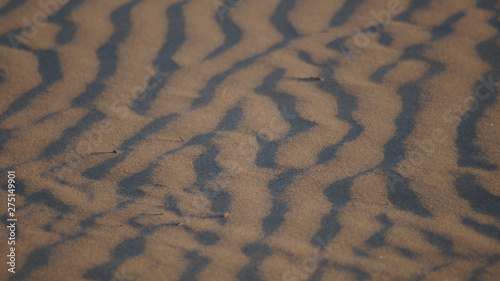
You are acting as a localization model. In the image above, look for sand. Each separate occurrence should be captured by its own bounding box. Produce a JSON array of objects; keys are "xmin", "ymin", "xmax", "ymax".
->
[{"xmin": 0, "ymin": 0, "xmax": 499, "ymax": 280}]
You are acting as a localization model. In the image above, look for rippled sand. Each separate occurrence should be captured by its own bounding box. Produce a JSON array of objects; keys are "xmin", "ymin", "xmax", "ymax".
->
[{"xmin": 0, "ymin": 0, "xmax": 499, "ymax": 280}]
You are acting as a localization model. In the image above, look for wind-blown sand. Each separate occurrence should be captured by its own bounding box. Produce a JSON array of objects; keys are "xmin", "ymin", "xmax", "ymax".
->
[{"xmin": 0, "ymin": 0, "xmax": 499, "ymax": 280}]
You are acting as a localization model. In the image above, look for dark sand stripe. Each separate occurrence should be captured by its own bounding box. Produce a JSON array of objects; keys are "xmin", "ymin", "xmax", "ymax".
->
[
  {"xmin": 456, "ymin": 10, "xmax": 499, "ymax": 170},
  {"xmin": 0, "ymin": 49, "xmax": 62, "ymax": 123},
  {"xmin": 316, "ymin": 62, "xmax": 363, "ymax": 164},
  {"xmin": 330, "ymin": 0, "xmax": 365, "ymax": 27},
  {"xmin": 204, "ymin": 0, "xmax": 242, "ymax": 60},
  {"xmin": 71, "ymin": 0, "xmax": 143, "ymax": 108},
  {"xmin": 132, "ymin": 1, "xmax": 188, "ymax": 115},
  {"xmin": 0, "ymin": 0, "xmax": 29, "ymax": 16}
]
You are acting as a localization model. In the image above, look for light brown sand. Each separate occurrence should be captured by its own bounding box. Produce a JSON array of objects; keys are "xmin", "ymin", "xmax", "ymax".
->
[{"xmin": 0, "ymin": 0, "xmax": 499, "ymax": 280}]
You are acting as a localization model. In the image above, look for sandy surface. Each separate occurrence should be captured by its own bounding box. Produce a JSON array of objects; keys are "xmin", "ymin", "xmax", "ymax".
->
[{"xmin": 0, "ymin": 0, "xmax": 499, "ymax": 280}]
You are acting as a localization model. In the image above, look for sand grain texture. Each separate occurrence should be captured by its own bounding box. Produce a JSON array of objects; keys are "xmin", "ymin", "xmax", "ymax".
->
[{"xmin": 0, "ymin": 0, "xmax": 499, "ymax": 280}]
